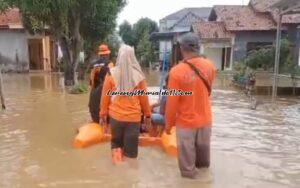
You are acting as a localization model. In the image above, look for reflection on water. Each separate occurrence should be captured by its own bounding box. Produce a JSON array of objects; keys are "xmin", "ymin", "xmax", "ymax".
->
[{"xmin": 0, "ymin": 72, "xmax": 299, "ymax": 188}]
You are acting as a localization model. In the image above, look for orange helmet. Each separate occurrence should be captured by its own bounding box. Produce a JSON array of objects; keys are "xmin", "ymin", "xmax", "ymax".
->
[{"xmin": 98, "ymin": 44, "xmax": 111, "ymax": 55}]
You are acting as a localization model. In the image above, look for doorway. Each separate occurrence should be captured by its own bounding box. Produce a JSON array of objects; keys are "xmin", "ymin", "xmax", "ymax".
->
[{"xmin": 28, "ymin": 39, "xmax": 44, "ymax": 70}]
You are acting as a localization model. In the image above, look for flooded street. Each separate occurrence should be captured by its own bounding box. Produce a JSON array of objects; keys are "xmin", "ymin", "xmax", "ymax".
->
[{"xmin": 0, "ymin": 72, "xmax": 299, "ymax": 188}]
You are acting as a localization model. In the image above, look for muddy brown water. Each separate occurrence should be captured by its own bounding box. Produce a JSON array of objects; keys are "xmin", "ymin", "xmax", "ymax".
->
[{"xmin": 0, "ymin": 72, "xmax": 299, "ymax": 188}]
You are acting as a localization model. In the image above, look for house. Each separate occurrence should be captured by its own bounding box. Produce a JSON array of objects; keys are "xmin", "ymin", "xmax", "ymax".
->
[
  {"xmin": 191, "ymin": 0, "xmax": 300, "ymax": 70},
  {"xmin": 152, "ymin": 8, "xmax": 211, "ymax": 62},
  {"xmin": 250, "ymin": 0, "xmax": 300, "ymax": 66},
  {"xmin": 0, "ymin": 8, "xmax": 58, "ymax": 72},
  {"xmin": 191, "ymin": 21, "xmax": 234, "ymax": 70}
]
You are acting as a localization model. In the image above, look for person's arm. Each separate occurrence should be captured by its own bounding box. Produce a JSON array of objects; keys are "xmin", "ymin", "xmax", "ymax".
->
[
  {"xmin": 99, "ymin": 75, "xmax": 113, "ymax": 121},
  {"xmin": 165, "ymin": 71, "xmax": 180, "ymax": 133},
  {"xmin": 138, "ymin": 80, "xmax": 151, "ymax": 118}
]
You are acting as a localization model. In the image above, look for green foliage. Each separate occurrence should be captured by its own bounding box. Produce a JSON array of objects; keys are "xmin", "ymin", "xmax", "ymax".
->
[
  {"xmin": 0, "ymin": 0, "xmax": 9, "ymax": 12},
  {"xmin": 132, "ymin": 18, "xmax": 158, "ymax": 44},
  {"xmin": 136, "ymin": 32, "xmax": 156, "ymax": 67},
  {"xmin": 244, "ymin": 48, "xmax": 274, "ymax": 70},
  {"xmin": 3, "ymin": 0, "xmax": 126, "ymax": 85},
  {"xmin": 243, "ymin": 39, "xmax": 294, "ymax": 71},
  {"xmin": 233, "ymin": 38, "xmax": 300, "ymax": 85},
  {"xmin": 104, "ymin": 31, "xmax": 121, "ymax": 61},
  {"xmin": 233, "ymin": 61, "xmax": 247, "ymax": 85},
  {"xmin": 69, "ymin": 83, "xmax": 88, "ymax": 94},
  {"xmin": 119, "ymin": 18, "xmax": 158, "ymax": 66},
  {"xmin": 119, "ymin": 21, "xmax": 135, "ymax": 46}
]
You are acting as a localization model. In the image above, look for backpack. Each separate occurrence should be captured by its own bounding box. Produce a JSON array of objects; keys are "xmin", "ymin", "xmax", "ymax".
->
[{"xmin": 88, "ymin": 63, "xmax": 110, "ymax": 112}]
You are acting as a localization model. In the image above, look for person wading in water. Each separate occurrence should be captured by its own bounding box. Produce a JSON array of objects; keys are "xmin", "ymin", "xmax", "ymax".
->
[
  {"xmin": 165, "ymin": 33, "xmax": 216, "ymax": 180},
  {"xmin": 0, "ymin": 67, "xmax": 5, "ymax": 110},
  {"xmin": 88, "ymin": 44, "xmax": 114, "ymax": 123},
  {"xmin": 100, "ymin": 44, "xmax": 151, "ymax": 164}
]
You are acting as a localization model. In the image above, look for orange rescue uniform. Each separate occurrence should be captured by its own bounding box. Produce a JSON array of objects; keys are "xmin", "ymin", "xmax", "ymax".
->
[
  {"xmin": 166, "ymin": 57, "xmax": 216, "ymax": 129},
  {"xmin": 90, "ymin": 62, "xmax": 114, "ymax": 87},
  {"xmin": 100, "ymin": 75, "xmax": 151, "ymax": 123}
]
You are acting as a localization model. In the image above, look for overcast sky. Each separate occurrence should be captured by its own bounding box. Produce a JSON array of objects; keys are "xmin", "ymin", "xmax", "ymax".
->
[{"xmin": 117, "ymin": 0, "xmax": 250, "ymax": 25}]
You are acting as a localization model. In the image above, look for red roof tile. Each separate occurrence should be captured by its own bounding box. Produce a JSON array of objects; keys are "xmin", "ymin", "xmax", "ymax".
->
[
  {"xmin": 0, "ymin": 8, "xmax": 22, "ymax": 27},
  {"xmin": 192, "ymin": 21, "xmax": 233, "ymax": 39},
  {"xmin": 212, "ymin": 5, "xmax": 277, "ymax": 31},
  {"xmin": 250, "ymin": 0, "xmax": 300, "ymax": 24},
  {"xmin": 250, "ymin": 0, "xmax": 281, "ymax": 12}
]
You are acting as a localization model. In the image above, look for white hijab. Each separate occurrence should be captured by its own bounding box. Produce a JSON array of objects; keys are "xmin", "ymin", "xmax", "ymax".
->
[{"xmin": 110, "ymin": 44, "xmax": 145, "ymax": 92}]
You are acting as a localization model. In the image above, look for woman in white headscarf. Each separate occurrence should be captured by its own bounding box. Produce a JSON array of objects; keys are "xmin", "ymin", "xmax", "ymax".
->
[{"xmin": 100, "ymin": 44, "xmax": 151, "ymax": 163}]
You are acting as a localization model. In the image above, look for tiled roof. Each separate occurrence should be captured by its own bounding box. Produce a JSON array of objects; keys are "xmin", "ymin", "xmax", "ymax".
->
[
  {"xmin": 192, "ymin": 21, "xmax": 234, "ymax": 39},
  {"xmin": 250, "ymin": 0, "xmax": 300, "ymax": 24},
  {"xmin": 162, "ymin": 7, "xmax": 211, "ymax": 21},
  {"xmin": 212, "ymin": 5, "xmax": 276, "ymax": 31},
  {"xmin": 272, "ymin": 10, "xmax": 300, "ymax": 24},
  {"xmin": 250, "ymin": 0, "xmax": 281, "ymax": 12},
  {"xmin": 0, "ymin": 8, "xmax": 22, "ymax": 27}
]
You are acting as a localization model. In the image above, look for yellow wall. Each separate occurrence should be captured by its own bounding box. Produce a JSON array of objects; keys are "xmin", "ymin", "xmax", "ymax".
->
[{"xmin": 42, "ymin": 36, "xmax": 51, "ymax": 71}]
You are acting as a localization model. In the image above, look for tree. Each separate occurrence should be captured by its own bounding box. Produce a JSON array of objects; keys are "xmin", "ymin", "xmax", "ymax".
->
[
  {"xmin": 119, "ymin": 21, "xmax": 135, "ymax": 46},
  {"xmin": 0, "ymin": 0, "xmax": 9, "ymax": 12},
  {"xmin": 243, "ymin": 39, "xmax": 295, "ymax": 71},
  {"xmin": 2, "ymin": 0, "xmax": 125, "ymax": 85},
  {"xmin": 133, "ymin": 18, "xmax": 158, "ymax": 66},
  {"xmin": 133, "ymin": 18, "xmax": 158, "ymax": 43},
  {"xmin": 105, "ymin": 31, "xmax": 121, "ymax": 61},
  {"xmin": 136, "ymin": 32, "xmax": 156, "ymax": 67}
]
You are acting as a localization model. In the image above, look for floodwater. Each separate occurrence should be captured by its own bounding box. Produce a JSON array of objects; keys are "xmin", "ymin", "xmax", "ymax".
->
[{"xmin": 0, "ymin": 71, "xmax": 299, "ymax": 188}]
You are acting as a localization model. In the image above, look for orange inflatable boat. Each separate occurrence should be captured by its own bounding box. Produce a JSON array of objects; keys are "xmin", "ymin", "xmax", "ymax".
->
[
  {"xmin": 73, "ymin": 123, "xmax": 105, "ymax": 148},
  {"xmin": 73, "ymin": 123, "xmax": 177, "ymax": 156},
  {"xmin": 161, "ymin": 128, "xmax": 177, "ymax": 157}
]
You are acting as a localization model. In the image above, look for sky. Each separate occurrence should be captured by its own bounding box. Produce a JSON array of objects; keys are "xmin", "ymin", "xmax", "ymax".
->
[{"xmin": 117, "ymin": 0, "xmax": 250, "ymax": 25}]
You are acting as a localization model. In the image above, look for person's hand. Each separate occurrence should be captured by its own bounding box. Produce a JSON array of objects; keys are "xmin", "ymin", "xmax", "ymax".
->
[
  {"xmin": 165, "ymin": 126, "xmax": 172, "ymax": 135},
  {"xmin": 144, "ymin": 117, "xmax": 151, "ymax": 130},
  {"xmin": 99, "ymin": 116, "xmax": 107, "ymax": 126},
  {"xmin": 1, "ymin": 104, "xmax": 5, "ymax": 110}
]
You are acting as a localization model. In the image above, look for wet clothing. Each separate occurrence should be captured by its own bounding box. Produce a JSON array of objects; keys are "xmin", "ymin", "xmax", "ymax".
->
[
  {"xmin": 151, "ymin": 114, "xmax": 165, "ymax": 125},
  {"xmin": 166, "ymin": 57, "xmax": 216, "ymax": 129},
  {"xmin": 177, "ymin": 126, "xmax": 211, "ymax": 178},
  {"xmin": 88, "ymin": 60, "xmax": 113, "ymax": 123},
  {"xmin": 110, "ymin": 117, "xmax": 140, "ymax": 158},
  {"xmin": 100, "ymin": 44, "xmax": 151, "ymax": 158},
  {"xmin": 90, "ymin": 61, "xmax": 114, "ymax": 87},
  {"xmin": 89, "ymin": 85, "xmax": 102, "ymax": 122},
  {"xmin": 110, "ymin": 45, "xmax": 145, "ymax": 92},
  {"xmin": 151, "ymin": 96, "xmax": 167, "ymax": 126},
  {"xmin": 166, "ymin": 56, "xmax": 216, "ymax": 178},
  {"xmin": 100, "ymin": 75, "xmax": 151, "ymax": 123}
]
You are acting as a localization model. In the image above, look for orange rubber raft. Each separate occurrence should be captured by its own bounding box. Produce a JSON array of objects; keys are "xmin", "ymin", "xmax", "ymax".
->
[{"xmin": 73, "ymin": 123, "xmax": 177, "ymax": 156}]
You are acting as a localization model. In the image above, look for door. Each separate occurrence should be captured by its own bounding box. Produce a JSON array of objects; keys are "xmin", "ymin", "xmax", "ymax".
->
[{"xmin": 28, "ymin": 39, "xmax": 44, "ymax": 70}]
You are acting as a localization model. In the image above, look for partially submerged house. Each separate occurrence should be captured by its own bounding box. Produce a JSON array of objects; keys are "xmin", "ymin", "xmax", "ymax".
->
[
  {"xmin": 152, "ymin": 8, "xmax": 211, "ymax": 62},
  {"xmin": 250, "ymin": 0, "xmax": 300, "ymax": 66},
  {"xmin": 0, "ymin": 8, "xmax": 58, "ymax": 72},
  {"xmin": 191, "ymin": 0, "xmax": 300, "ymax": 71},
  {"xmin": 191, "ymin": 21, "xmax": 234, "ymax": 70}
]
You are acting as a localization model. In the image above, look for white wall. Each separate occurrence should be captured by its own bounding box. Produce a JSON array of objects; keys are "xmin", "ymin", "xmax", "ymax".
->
[
  {"xmin": 204, "ymin": 47, "xmax": 223, "ymax": 71},
  {"xmin": 159, "ymin": 40, "xmax": 172, "ymax": 61},
  {"xmin": 0, "ymin": 30, "xmax": 29, "ymax": 71}
]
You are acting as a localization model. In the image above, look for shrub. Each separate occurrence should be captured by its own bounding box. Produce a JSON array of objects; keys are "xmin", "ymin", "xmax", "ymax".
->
[
  {"xmin": 245, "ymin": 47, "xmax": 274, "ymax": 70},
  {"xmin": 69, "ymin": 83, "xmax": 88, "ymax": 94}
]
